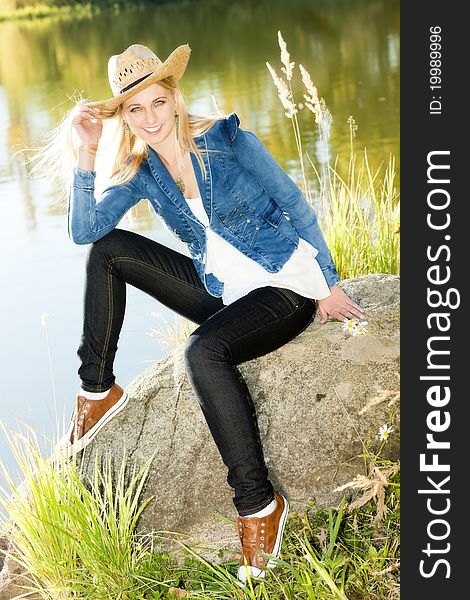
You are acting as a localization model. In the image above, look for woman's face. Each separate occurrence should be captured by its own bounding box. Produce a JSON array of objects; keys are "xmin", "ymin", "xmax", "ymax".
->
[{"xmin": 121, "ymin": 82, "xmax": 177, "ymax": 148}]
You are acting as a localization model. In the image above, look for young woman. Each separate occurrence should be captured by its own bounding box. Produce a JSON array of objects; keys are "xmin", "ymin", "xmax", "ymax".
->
[{"xmin": 46, "ymin": 42, "xmax": 363, "ymax": 582}]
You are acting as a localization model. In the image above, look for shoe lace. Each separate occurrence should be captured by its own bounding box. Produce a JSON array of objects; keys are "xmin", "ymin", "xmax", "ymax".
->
[
  {"xmin": 237, "ymin": 519, "xmax": 266, "ymax": 549},
  {"xmin": 71, "ymin": 401, "xmax": 91, "ymax": 442}
]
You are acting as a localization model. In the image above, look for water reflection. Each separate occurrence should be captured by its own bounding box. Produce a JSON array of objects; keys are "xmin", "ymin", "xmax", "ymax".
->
[{"xmin": 1, "ymin": 0, "xmax": 399, "ymax": 195}]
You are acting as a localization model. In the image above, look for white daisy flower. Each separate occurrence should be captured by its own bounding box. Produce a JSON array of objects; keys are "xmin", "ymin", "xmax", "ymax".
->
[
  {"xmin": 352, "ymin": 321, "xmax": 368, "ymax": 336},
  {"xmin": 378, "ymin": 424, "xmax": 394, "ymax": 442},
  {"xmin": 341, "ymin": 318, "xmax": 357, "ymax": 333}
]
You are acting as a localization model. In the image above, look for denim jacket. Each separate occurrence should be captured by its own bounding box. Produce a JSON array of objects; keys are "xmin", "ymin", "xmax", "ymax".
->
[{"xmin": 68, "ymin": 112, "xmax": 340, "ymax": 296}]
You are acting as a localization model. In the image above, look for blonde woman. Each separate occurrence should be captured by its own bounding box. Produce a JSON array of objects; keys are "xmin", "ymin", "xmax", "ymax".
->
[{"xmin": 38, "ymin": 43, "xmax": 363, "ymax": 582}]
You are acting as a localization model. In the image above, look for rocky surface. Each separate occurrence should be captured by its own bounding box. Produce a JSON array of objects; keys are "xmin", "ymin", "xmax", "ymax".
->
[
  {"xmin": 0, "ymin": 539, "xmax": 40, "ymax": 600},
  {"xmin": 1, "ymin": 274, "xmax": 399, "ymax": 596},
  {"xmin": 84, "ymin": 273, "xmax": 400, "ymax": 550}
]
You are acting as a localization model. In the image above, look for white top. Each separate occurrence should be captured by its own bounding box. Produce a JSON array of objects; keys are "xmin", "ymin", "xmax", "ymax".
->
[{"xmin": 185, "ymin": 196, "xmax": 331, "ymax": 306}]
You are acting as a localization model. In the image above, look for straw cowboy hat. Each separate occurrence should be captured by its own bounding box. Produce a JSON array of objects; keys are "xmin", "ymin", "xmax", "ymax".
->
[{"xmin": 88, "ymin": 43, "xmax": 191, "ymax": 111}]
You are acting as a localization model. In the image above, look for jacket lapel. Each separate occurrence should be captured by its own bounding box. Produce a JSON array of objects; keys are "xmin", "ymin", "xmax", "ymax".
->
[
  {"xmin": 146, "ymin": 135, "xmax": 212, "ymax": 226},
  {"xmin": 192, "ymin": 135, "xmax": 212, "ymax": 222}
]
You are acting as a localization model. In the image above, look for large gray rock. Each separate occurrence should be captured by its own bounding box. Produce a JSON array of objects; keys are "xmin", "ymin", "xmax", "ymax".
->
[
  {"xmin": 0, "ymin": 542, "xmax": 40, "ymax": 600},
  {"xmin": 81, "ymin": 273, "xmax": 400, "ymax": 550},
  {"xmin": 1, "ymin": 274, "xmax": 399, "ymax": 593}
]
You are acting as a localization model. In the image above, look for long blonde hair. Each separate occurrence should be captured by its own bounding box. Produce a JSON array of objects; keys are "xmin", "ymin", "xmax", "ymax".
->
[{"xmin": 26, "ymin": 76, "xmax": 225, "ymax": 200}]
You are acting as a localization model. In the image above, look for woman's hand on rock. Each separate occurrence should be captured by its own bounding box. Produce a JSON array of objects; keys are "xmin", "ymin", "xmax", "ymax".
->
[
  {"xmin": 317, "ymin": 284, "xmax": 364, "ymax": 325},
  {"xmin": 71, "ymin": 100, "xmax": 103, "ymax": 147}
]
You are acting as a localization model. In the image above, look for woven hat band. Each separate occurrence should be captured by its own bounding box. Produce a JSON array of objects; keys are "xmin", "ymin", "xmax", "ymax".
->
[{"xmin": 119, "ymin": 73, "xmax": 153, "ymax": 95}]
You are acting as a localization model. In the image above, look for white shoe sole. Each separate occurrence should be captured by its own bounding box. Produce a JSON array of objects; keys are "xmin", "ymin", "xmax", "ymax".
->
[
  {"xmin": 237, "ymin": 493, "xmax": 290, "ymax": 583},
  {"xmin": 267, "ymin": 493, "xmax": 289, "ymax": 568},
  {"xmin": 56, "ymin": 390, "xmax": 130, "ymax": 457}
]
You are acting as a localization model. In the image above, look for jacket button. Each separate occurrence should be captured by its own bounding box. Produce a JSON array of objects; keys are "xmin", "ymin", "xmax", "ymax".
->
[{"xmin": 246, "ymin": 218, "xmax": 251, "ymax": 223}]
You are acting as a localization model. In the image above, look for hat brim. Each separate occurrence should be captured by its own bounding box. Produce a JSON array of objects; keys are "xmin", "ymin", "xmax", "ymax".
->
[{"xmin": 87, "ymin": 44, "xmax": 191, "ymax": 111}]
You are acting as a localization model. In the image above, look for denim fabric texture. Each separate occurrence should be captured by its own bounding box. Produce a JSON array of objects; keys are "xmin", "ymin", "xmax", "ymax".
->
[
  {"xmin": 78, "ymin": 229, "xmax": 317, "ymax": 515},
  {"xmin": 69, "ymin": 112, "xmax": 337, "ymax": 514},
  {"xmin": 68, "ymin": 112, "xmax": 340, "ymax": 295}
]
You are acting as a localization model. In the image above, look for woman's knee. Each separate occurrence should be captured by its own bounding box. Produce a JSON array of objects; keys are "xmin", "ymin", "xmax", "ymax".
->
[
  {"xmin": 184, "ymin": 333, "xmax": 205, "ymax": 371},
  {"xmin": 184, "ymin": 331, "xmax": 231, "ymax": 371},
  {"xmin": 86, "ymin": 229, "xmax": 131, "ymax": 266}
]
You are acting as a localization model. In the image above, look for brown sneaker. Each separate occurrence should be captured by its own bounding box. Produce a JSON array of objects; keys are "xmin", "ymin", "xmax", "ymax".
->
[
  {"xmin": 58, "ymin": 383, "xmax": 129, "ymax": 455},
  {"xmin": 237, "ymin": 491, "xmax": 289, "ymax": 583}
]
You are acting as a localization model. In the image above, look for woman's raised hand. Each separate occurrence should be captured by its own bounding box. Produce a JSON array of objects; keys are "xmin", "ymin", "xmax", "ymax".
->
[
  {"xmin": 71, "ymin": 100, "xmax": 103, "ymax": 147},
  {"xmin": 317, "ymin": 284, "xmax": 365, "ymax": 325}
]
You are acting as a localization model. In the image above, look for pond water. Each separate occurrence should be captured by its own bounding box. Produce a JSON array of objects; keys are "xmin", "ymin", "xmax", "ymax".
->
[{"xmin": 0, "ymin": 0, "xmax": 399, "ymax": 485}]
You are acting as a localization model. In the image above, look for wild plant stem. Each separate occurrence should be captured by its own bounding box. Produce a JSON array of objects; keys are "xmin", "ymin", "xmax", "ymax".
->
[{"xmin": 287, "ymin": 80, "xmax": 311, "ymax": 203}]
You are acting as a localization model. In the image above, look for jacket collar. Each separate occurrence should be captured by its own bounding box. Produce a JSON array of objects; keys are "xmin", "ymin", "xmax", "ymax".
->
[{"xmin": 146, "ymin": 134, "xmax": 212, "ymax": 225}]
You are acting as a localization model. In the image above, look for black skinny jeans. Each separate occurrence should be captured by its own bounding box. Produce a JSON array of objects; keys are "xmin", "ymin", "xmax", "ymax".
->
[{"xmin": 77, "ymin": 228, "xmax": 317, "ymax": 515}]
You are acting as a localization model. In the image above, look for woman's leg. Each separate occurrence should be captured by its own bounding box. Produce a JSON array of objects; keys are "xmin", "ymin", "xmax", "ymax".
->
[
  {"xmin": 183, "ymin": 285, "xmax": 316, "ymax": 516},
  {"xmin": 77, "ymin": 228, "xmax": 224, "ymax": 392},
  {"xmin": 77, "ymin": 227, "xmax": 315, "ymax": 516}
]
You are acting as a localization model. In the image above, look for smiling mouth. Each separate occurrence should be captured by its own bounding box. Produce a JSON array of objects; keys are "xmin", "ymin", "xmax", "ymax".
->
[{"xmin": 143, "ymin": 125, "xmax": 162, "ymax": 134}]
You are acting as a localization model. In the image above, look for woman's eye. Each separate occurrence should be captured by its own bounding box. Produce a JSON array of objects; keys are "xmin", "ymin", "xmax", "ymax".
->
[{"xmin": 129, "ymin": 101, "xmax": 164, "ymax": 113}]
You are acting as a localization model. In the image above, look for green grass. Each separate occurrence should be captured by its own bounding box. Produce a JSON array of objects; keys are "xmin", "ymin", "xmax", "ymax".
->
[
  {"xmin": 268, "ymin": 33, "xmax": 400, "ymax": 281},
  {"xmin": 0, "ymin": 422, "xmax": 399, "ymax": 599},
  {"xmin": 317, "ymin": 150, "xmax": 400, "ymax": 280},
  {"xmin": 0, "ymin": 423, "xmax": 159, "ymax": 598}
]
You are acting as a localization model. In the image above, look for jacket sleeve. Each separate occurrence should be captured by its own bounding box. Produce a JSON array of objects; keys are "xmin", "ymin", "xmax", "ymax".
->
[
  {"xmin": 68, "ymin": 168, "xmax": 144, "ymax": 245},
  {"xmin": 225, "ymin": 112, "xmax": 340, "ymax": 288}
]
